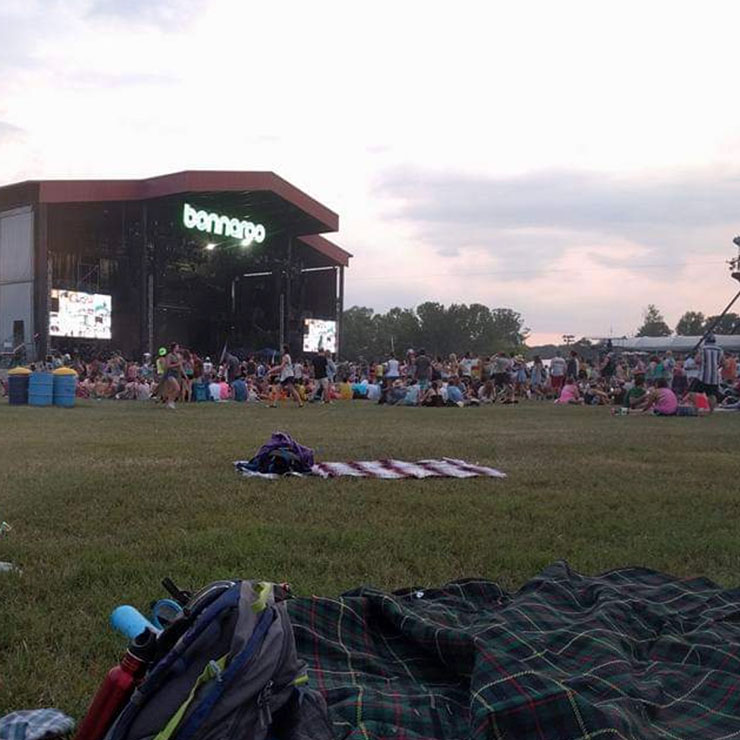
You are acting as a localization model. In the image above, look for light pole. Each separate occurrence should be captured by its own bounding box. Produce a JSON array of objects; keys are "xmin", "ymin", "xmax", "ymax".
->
[{"xmin": 690, "ymin": 236, "xmax": 740, "ymax": 352}]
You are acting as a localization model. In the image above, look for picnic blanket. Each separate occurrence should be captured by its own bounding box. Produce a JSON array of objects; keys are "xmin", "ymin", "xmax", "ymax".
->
[
  {"xmin": 235, "ymin": 458, "xmax": 506, "ymax": 480},
  {"xmin": 0, "ymin": 710, "xmax": 74, "ymax": 740},
  {"xmin": 287, "ymin": 561, "xmax": 740, "ymax": 739}
]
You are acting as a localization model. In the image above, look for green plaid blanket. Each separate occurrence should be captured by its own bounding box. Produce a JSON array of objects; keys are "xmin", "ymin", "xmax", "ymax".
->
[{"xmin": 288, "ymin": 561, "xmax": 740, "ymax": 739}]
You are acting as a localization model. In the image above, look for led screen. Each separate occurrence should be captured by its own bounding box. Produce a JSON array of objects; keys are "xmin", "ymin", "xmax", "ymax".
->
[
  {"xmin": 302, "ymin": 318, "xmax": 337, "ymax": 353},
  {"xmin": 49, "ymin": 289, "xmax": 112, "ymax": 340}
]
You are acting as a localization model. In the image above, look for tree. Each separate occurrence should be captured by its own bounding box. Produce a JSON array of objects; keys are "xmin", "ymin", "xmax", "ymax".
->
[
  {"xmin": 342, "ymin": 302, "xmax": 529, "ymax": 360},
  {"xmin": 636, "ymin": 304, "xmax": 672, "ymax": 337},
  {"xmin": 489, "ymin": 308, "xmax": 530, "ymax": 351},
  {"xmin": 703, "ymin": 312, "xmax": 740, "ymax": 335},
  {"xmin": 374, "ymin": 307, "xmax": 420, "ymax": 356},
  {"xmin": 416, "ymin": 302, "xmax": 453, "ymax": 355},
  {"xmin": 341, "ymin": 306, "xmax": 376, "ymax": 360},
  {"xmin": 675, "ymin": 311, "xmax": 706, "ymax": 336}
]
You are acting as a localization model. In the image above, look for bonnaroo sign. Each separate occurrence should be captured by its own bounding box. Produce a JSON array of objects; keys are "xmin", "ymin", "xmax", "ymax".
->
[{"xmin": 182, "ymin": 203, "xmax": 266, "ymax": 245}]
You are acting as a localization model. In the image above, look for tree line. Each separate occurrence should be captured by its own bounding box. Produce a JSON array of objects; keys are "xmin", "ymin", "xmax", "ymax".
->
[
  {"xmin": 341, "ymin": 303, "xmax": 529, "ymax": 360},
  {"xmin": 636, "ymin": 305, "xmax": 740, "ymax": 337}
]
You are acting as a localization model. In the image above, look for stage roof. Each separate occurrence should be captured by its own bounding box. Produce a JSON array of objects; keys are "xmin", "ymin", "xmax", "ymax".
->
[{"xmin": 0, "ymin": 170, "xmax": 351, "ymax": 267}]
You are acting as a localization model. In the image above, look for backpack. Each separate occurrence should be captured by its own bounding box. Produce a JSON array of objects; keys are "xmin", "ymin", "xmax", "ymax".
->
[
  {"xmin": 237, "ymin": 432, "xmax": 315, "ymax": 476},
  {"xmin": 105, "ymin": 580, "xmax": 333, "ymax": 740}
]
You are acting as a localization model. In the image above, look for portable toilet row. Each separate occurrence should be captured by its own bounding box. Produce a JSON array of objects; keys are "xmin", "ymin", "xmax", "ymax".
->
[{"xmin": 7, "ymin": 367, "xmax": 77, "ymax": 407}]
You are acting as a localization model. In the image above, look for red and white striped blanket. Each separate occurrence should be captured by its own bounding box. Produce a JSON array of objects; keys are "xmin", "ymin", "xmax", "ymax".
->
[
  {"xmin": 235, "ymin": 458, "xmax": 506, "ymax": 480},
  {"xmin": 312, "ymin": 458, "xmax": 505, "ymax": 479}
]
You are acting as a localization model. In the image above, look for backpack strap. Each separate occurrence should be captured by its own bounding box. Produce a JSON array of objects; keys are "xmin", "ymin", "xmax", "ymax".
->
[
  {"xmin": 174, "ymin": 607, "xmax": 275, "ymax": 740},
  {"xmin": 152, "ymin": 656, "xmax": 228, "ymax": 740}
]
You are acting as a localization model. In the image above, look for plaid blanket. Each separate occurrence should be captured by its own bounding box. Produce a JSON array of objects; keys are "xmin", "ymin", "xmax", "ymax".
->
[
  {"xmin": 0, "ymin": 710, "xmax": 74, "ymax": 740},
  {"xmin": 288, "ymin": 561, "xmax": 740, "ymax": 739}
]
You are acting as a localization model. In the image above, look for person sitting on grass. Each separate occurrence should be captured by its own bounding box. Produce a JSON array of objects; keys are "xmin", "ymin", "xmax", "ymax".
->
[
  {"xmin": 555, "ymin": 376, "xmax": 583, "ymax": 405},
  {"xmin": 402, "ymin": 379, "xmax": 422, "ymax": 406},
  {"xmin": 583, "ymin": 380, "xmax": 611, "ymax": 405},
  {"xmin": 622, "ymin": 374, "xmax": 647, "ymax": 409},
  {"xmin": 680, "ymin": 390, "xmax": 711, "ymax": 413},
  {"xmin": 445, "ymin": 377, "xmax": 465, "ymax": 406},
  {"xmin": 380, "ymin": 379, "xmax": 407, "ymax": 405},
  {"xmin": 496, "ymin": 382, "xmax": 518, "ymax": 404},
  {"xmin": 478, "ymin": 379, "xmax": 496, "ymax": 404},
  {"xmin": 421, "ymin": 380, "xmax": 445, "ymax": 407},
  {"xmin": 637, "ymin": 377, "xmax": 678, "ymax": 416}
]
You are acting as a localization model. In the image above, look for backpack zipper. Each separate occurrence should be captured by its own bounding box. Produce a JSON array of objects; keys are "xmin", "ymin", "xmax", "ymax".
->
[
  {"xmin": 173, "ymin": 607, "xmax": 275, "ymax": 740},
  {"xmin": 257, "ymin": 680, "xmax": 273, "ymax": 728}
]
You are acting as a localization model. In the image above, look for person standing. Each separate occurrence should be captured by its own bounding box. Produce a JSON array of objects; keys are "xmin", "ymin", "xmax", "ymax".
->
[
  {"xmin": 414, "ymin": 348, "xmax": 432, "ymax": 390},
  {"xmin": 162, "ymin": 343, "xmax": 183, "ymax": 409},
  {"xmin": 224, "ymin": 351, "xmax": 240, "ymax": 385},
  {"xmin": 671, "ymin": 359, "xmax": 689, "ymax": 399},
  {"xmin": 384, "ymin": 353, "xmax": 400, "ymax": 387},
  {"xmin": 550, "ymin": 351, "xmax": 567, "ymax": 395},
  {"xmin": 271, "ymin": 344, "xmax": 303, "ymax": 407},
  {"xmin": 326, "ymin": 352, "xmax": 337, "ymax": 384},
  {"xmin": 683, "ymin": 353, "xmax": 700, "ymax": 385},
  {"xmin": 530, "ymin": 356, "xmax": 545, "ymax": 398},
  {"xmin": 312, "ymin": 348, "xmax": 331, "ymax": 403},
  {"xmin": 663, "ymin": 350, "xmax": 676, "ymax": 382},
  {"xmin": 459, "ymin": 351, "xmax": 473, "ymax": 381},
  {"xmin": 202, "ymin": 356, "xmax": 213, "ymax": 383},
  {"xmin": 698, "ymin": 335, "xmax": 724, "ymax": 410}
]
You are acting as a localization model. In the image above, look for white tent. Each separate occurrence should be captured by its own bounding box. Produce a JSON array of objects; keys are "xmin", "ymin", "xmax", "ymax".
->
[{"xmin": 605, "ymin": 335, "xmax": 740, "ymax": 352}]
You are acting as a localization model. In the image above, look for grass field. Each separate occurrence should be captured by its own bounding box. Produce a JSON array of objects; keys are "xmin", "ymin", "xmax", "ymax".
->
[{"xmin": 0, "ymin": 399, "xmax": 738, "ymax": 717}]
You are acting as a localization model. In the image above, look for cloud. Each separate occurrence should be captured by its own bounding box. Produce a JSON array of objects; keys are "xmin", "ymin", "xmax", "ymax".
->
[
  {"xmin": 376, "ymin": 166, "xmax": 740, "ymax": 272},
  {"xmin": 58, "ymin": 70, "xmax": 177, "ymax": 89},
  {"xmin": 0, "ymin": 121, "xmax": 24, "ymax": 142},
  {"xmin": 87, "ymin": 0, "xmax": 206, "ymax": 28}
]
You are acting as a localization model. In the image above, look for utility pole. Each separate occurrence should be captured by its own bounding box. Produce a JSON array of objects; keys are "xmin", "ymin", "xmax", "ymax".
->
[{"xmin": 691, "ymin": 236, "xmax": 740, "ymax": 352}]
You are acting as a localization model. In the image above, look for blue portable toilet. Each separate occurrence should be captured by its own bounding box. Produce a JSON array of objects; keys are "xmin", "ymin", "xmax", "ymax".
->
[
  {"xmin": 28, "ymin": 372, "xmax": 54, "ymax": 406},
  {"xmin": 52, "ymin": 368, "xmax": 78, "ymax": 407},
  {"xmin": 7, "ymin": 367, "xmax": 31, "ymax": 405}
]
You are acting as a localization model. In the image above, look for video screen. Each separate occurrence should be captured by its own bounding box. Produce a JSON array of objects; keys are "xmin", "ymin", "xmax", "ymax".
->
[
  {"xmin": 303, "ymin": 318, "xmax": 337, "ymax": 353},
  {"xmin": 49, "ymin": 289, "xmax": 112, "ymax": 340}
]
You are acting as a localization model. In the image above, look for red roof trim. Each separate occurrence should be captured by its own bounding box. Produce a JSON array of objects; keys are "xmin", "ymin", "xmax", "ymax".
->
[
  {"xmin": 3, "ymin": 170, "xmax": 339, "ymax": 233},
  {"xmin": 298, "ymin": 234, "xmax": 352, "ymax": 267}
]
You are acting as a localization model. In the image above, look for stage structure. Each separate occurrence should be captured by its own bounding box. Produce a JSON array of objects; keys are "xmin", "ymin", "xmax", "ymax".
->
[{"xmin": 0, "ymin": 171, "xmax": 351, "ymax": 361}]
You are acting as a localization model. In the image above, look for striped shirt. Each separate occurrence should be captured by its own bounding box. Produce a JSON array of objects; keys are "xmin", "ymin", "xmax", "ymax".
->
[{"xmin": 701, "ymin": 344, "xmax": 724, "ymax": 385}]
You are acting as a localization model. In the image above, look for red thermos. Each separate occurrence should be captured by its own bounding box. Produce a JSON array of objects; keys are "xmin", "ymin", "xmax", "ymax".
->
[{"xmin": 74, "ymin": 630, "xmax": 155, "ymax": 740}]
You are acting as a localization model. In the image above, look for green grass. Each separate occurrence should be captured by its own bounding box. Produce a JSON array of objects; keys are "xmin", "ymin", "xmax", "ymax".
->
[{"xmin": 0, "ymin": 400, "xmax": 738, "ymax": 716}]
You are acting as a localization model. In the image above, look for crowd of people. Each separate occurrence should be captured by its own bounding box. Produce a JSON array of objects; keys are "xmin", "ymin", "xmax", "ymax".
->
[
  {"xmin": 3, "ymin": 337, "xmax": 739, "ymax": 415},
  {"xmin": 4, "ymin": 344, "xmax": 340, "ymax": 408},
  {"xmin": 547, "ymin": 335, "xmax": 738, "ymax": 415}
]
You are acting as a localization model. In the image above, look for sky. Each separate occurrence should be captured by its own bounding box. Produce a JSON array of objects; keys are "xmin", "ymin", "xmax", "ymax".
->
[{"xmin": 2, "ymin": 0, "xmax": 740, "ymax": 345}]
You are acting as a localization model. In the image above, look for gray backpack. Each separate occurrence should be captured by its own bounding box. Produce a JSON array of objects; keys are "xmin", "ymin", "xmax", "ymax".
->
[{"xmin": 105, "ymin": 580, "xmax": 333, "ymax": 740}]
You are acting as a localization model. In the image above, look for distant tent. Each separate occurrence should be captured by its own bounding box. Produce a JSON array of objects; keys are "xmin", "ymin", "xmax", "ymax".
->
[{"xmin": 601, "ymin": 335, "xmax": 740, "ymax": 353}]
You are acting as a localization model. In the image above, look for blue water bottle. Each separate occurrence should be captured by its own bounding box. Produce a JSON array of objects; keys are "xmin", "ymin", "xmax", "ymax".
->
[{"xmin": 110, "ymin": 605, "xmax": 160, "ymax": 640}]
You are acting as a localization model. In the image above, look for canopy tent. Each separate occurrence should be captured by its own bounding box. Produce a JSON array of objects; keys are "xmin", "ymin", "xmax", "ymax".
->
[{"xmin": 603, "ymin": 335, "xmax": 740, "ymax": 352}]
